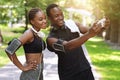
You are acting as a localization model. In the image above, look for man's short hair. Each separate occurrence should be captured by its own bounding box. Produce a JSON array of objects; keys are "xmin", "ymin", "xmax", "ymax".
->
[{"xmin": 46, "ymin": 4, "xmax": 59, "ymax": 17}]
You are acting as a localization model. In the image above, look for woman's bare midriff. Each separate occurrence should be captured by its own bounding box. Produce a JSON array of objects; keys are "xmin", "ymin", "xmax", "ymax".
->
[{"xmin": 25, "ymin": 53, "xmax": 43, "ymax": 64}]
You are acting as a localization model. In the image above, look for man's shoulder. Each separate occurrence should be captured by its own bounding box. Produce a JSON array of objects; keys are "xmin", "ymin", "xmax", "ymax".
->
[
  {"xmin": 65, "ymin": 19, "xmax": 75, "ymax": 23},
  {"xmin": 47, "ymin": 30, "xmax": 57, "ymax": 38},
  {"xmin": 65, "ymin": 19, "xmax": 76, "ymax": 26},
  {"xmin": 65, "ymin": 19, "xmax": 80, "ymax": 33}
]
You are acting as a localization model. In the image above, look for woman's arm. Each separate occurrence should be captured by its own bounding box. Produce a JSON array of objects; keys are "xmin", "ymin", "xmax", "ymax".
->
[{"xmin": 5, "ymin": 29, "xmax": 37, "ymax": 71}]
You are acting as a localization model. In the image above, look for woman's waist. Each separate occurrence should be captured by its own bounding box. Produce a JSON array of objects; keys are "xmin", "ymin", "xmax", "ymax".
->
[{"xmin": 26, "ymin": 53, "xmax": 43, "ymax": 64}]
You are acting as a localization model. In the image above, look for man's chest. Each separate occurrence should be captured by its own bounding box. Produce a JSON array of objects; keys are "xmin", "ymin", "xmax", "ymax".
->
[{"xmin": 54, "ymin": 29, "xmax": 79, "ymax": 41}]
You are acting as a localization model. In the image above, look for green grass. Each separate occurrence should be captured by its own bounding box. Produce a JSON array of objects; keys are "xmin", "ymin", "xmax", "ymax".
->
[
  {"xmin": 0, "ymin": 46, "xmax": 24, "ymax": 67},
  {"xmin": 0, "ymin": 46, "xmax": 9, "ymax": 66},
  {"xmin": 0, "ymin": 25, "xmax": 24, "ymax": 67},
  {"xmin": 85, "ymin": 37, "xmax": 120, "ymax": 80}
]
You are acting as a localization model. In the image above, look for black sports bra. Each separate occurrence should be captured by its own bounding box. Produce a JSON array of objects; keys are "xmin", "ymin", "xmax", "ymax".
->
[{"xmin": 23, "ymin": 34, "xmax": 46, "ymax": 53}]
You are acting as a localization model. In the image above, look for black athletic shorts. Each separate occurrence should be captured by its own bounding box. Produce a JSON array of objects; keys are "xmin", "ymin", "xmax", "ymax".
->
[{"xmin": 74, "ymin": 68, "xmax": 95, "ymax": 80}]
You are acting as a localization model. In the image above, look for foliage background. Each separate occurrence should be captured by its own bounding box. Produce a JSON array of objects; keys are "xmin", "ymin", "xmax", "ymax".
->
[{"xmin": 0, "ymin": 0, "xmax": 120, "ymax": 80}]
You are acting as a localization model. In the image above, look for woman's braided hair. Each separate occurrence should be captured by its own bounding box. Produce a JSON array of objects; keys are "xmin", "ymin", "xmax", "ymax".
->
[{"xmin": 28, "ymin": 8, "xmax": 42, "ymax": 24}]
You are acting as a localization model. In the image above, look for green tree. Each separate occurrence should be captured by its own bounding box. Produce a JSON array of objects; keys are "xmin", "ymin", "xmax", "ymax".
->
[
  {"xmin": 0, "ymin": 0, "xmax": 60, "ymax": 29},
  {"xmin": 90, "ymin": 0, "xmax": 120, "ymax": 47}
]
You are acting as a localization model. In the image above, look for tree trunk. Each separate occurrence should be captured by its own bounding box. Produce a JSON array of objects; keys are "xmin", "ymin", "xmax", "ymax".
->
[
  {"xmin": 25, "ymin": 8, "xmax": 28, "ymax": 30},
  {"xmin": 110, "ymin": 19, "xmax": 119, "ymax": 44},
  {"xmin": 118, "ymin": 21, "xmax": 120, "ymax": 46},
  {"xmin": 105, "ymin": 25, "xmax": 111, "ymax": 40},
  {"xmin": 24, "ymin": 0, "xmax": 28, "ymax": 31},
  {"xmin": 0, "ymin": 29, "xmax": 3, "ymax": 45}
]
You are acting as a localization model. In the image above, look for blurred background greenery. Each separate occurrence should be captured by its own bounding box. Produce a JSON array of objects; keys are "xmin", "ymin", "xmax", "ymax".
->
[{"xmin": 0, "ymin": 0, "xmax": 120, "ymax": 80}]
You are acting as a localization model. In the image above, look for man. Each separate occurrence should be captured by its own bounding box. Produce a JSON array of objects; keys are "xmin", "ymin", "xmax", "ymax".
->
[{"xmin": 46, "ymin": 4, "xmax": 110, "ymax": 80}]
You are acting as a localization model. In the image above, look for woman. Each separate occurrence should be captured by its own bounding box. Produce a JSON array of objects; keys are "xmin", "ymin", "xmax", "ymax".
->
[{"xmin": 5, "ymin": 8, "xmax": 47, "ymax": 80}]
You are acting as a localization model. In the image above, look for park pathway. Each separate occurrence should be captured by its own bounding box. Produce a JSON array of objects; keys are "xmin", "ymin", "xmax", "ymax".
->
[{"xmin": 0, "ymin": 49, "xmax": 101, "ymax": 80}]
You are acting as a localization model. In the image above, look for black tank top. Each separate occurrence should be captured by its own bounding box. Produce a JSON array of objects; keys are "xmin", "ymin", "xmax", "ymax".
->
[{"xmin": 23, "ymin": 34, "xmax": 46, "ymax": 53}]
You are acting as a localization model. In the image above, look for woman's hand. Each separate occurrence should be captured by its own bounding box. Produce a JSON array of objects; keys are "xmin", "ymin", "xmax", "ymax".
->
[{"xmin": 22, "ymin": 60, "xmax": 38, "ymax": 71}]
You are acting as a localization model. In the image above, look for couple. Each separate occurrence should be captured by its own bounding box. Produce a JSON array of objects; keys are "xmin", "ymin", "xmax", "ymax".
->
[{"xmin": 5, "ymin": 3, "xmax": 110, "ymax": 80}]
